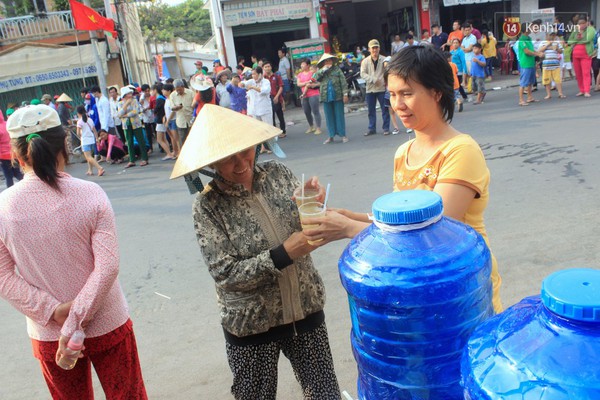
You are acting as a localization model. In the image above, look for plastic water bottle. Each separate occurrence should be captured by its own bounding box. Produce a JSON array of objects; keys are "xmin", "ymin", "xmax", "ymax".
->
[
  {"xmin": 462, "ymin": 268, "xmax": 600, "ymax": 399},
  {"xmin": 56, "ymin": 330, "xmax": 85, "ymax": 370},
  {"xmin": 339, "ymin": 191, "xmax": 493, "ymax": 400}
]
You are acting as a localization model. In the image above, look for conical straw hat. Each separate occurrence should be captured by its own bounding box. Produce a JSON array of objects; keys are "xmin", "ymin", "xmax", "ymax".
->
[
  {"xmin": 317, "ymin": 53, "xmax": 338, "ymax": 67},
  {"xmin": 56, "ymin": 93, "xmax": 72, "ymax": 102},
  {"xmin": 170, "ymin": 104, "xmax": 282, "ymax": 179}
]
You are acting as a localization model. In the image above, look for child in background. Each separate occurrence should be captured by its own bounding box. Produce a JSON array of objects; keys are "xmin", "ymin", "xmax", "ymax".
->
[
  {"xmin": 470, "ymin": 43, "xmax": 487, "ymax": 105},
  {"xmin": 445, "ymin": 52, "xmax": 464, "ymax": 112},
  {"xmin": 561, "ymin": 38, "xmax": 574, "ymax": 80},
  {"xmin": 76, "ymin": 105, "xmax": 104, "ymax": 176},
  {"xmin": 539, "ymin": 32, "xmax": 565, "ymax": 99},
  {"xmin": 300, "ymin": 64, "xmax": 319, "ymax": 99},
  {"xmin": 226, "ymin": 74, "xmax": 248, "ymax": 114}
]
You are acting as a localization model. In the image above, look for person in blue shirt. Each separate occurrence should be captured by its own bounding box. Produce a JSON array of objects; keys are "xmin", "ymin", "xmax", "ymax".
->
[
  {"xmin": 450, "ymin": 38, "xmax": 468, "ymax": 101},
  {"xmin": 470, "ymin": 43, "xmax": 487, "ymax": 104}
]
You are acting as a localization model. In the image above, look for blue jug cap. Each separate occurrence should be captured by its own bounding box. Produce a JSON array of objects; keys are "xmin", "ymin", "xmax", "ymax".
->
[
  {"xmin": 541, "ymin": 268, "xmax": 600, "ymax": 322},
  {"xmin": 372, "ymin": 191, "xmax": 443, "ymax": 225}
]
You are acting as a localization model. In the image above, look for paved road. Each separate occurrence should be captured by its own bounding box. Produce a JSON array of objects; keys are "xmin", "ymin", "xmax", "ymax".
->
[{"xmin": 1, "ymin": 79, "xmax": 599, "ymax": 399}]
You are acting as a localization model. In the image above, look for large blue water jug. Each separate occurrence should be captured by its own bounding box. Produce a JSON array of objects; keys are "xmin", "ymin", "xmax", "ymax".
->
[
  {"xmin": 338, "ymin": 190, "xmax": 493, "ymax": 399},
  {"xmin": 461, "ymin": 268, "xmax": 600, "ymax": 400}
]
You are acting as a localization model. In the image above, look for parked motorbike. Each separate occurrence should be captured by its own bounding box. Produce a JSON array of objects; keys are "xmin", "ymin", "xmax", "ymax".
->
[{"xmin": 346, "ymin": 70, "xmax": 365, "ymax": 103}]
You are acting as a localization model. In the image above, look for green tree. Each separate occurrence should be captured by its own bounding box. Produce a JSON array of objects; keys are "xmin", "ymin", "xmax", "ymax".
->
[
  {"xmin": 53, "ymin": 0, "xmax": 105, "ymax": 12},
  {"xmin": 139, "ymin": 0, "xmax": 212, "ymax": 44}
]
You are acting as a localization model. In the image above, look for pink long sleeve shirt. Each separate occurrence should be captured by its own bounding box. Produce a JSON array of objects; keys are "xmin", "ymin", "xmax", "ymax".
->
[{"xmin": 0, "ymin": 172, "xmax": 129, "ymax": 341}]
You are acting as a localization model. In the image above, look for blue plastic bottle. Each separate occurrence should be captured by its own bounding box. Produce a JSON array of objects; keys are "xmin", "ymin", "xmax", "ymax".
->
[
  {"xmin": 462, "ymin": 268, "xmax": 600, "ymax": 400},
  {"xmin": 338, "ymin": 191, "xmax": 493, "ymax": 400}
]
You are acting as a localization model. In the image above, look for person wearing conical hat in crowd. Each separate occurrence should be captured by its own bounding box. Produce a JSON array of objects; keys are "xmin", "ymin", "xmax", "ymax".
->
[
  {"xmin": 0, "ymin": 105, "xmax": 148, "ymax": 398},
  {"xmin": 1, "ymin": 108, "xmax": 24, "ymax": 187},
  {"xmin": 215, "ymin": 69, "xmax": 232, "ymax": 109},
  {"xmin": 313, "ymin": 53, "xmax": 349, "ymax": 144},
  {"xmin": 41, "ymin": 94, "xmax": 56, "ymax": 110},
  {"xmin": 241, "ymin": 66, "xmax": 274, "ymax": 154},
  {"xmin": 170, "ymin": 104, "xmax": 341, "ymax": 400},
  {"xmin": 169, "ymin": 79, "xmax": 195, "ymax": 145},
  {"xmin": 117, "ymin": 86, "xmax": 149, "ymax": 168},
  {"xmin": 190, "ymin": 74, "xmax": 217, "ymax": 118},
  {"xmin": 55, "ymin": 93, "xmax": 73, "ymax": 127}
]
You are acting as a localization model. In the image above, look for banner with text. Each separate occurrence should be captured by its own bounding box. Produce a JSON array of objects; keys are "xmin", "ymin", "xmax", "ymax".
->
[
  {"xmin": 0, "ymin": 65, "xmax": 98, "ymax": 93},
  {"xmin": 223, "ymin": 1, "xmax": 312, "ymax": 26}
]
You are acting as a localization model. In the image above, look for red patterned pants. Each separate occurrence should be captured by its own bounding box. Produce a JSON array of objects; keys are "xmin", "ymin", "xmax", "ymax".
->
[{"xmin": 32, "ymin": 319, "xmax": 147, "ymax": 400}]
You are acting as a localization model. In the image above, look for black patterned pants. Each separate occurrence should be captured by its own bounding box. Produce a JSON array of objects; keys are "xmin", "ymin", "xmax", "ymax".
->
[{"xmin": 225, "ymin": 322, "xmax": 341, "ymax": 400}]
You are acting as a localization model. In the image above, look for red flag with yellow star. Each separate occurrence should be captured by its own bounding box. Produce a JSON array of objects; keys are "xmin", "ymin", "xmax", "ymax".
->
[{"xmin": 69, "ymin": 0, "xmax": 117, "ymax": 37}]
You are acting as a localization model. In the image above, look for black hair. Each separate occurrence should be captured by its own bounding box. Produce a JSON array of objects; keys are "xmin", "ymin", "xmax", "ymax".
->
[
  {"xmin": 236, "ymin": 65, "xmax": 244, "ymax": 71},
  {"xmin": 453, "ymin": 20, "xmax": 461, "ymax": 25},
  {"xmin": 481, "ymin": 29, "xmax": 489, "ymax": 37},
  {"xmin": 251, "ymin": 54, "xmax": 257, "ymax": 59},
  {"xmin": 237, "ymin": 55, "xmax": 245, "ymax": 62},
  {"xmin": 200, "ymin": 88, "xmax": 214, "ymax": 103},
  {"xmin": 90, "ymin": 85, "xmax": 101, "ymax": 94},
  {"xmin": 166, "ymin": 78, "xmax": 174, "ymax": 84},
  {"xmin": 12, "ymin": 126, "xmax": 67, "ymax": 191},
  {"xmin": 201, "ymin": 66, "xmax": 209, "ymax": 73},
  {"xmin": 443, "ymin": 51, "xmax": 452, "ymax": 59},
  {"xmin": 141, "ymin": 84, "xmax": 150, "ymax": 91},
  {"xmin": 431, "ymin": 23, "xmax": 439, "ymax": 29},
  {"xmin": 385, "ymin": 46, "xmax": 455, "ymax": 122},
  {"xmin": 254, "ymin": 66, "xmax": 263, "ymax": 75},
  {"xmin": 108, "ymin": 86, "xmax": 118, "ymax": 93},
  {"xmin": 473, "ymin": 43, "xmax": 482, "ymax": 49},
  {"xmin": 152, "ymin": 83, "xmax": 163, "ymax": 92},
  {"xmin": 163, "ymin": 83, "xmax": 174, "ymax": 92},
  {"xmin": 76, "ymin": 105, "xmax": 88, "ymax": 122},
  {"xmin": 462, "ymin": 22, "xmax": 471, "ymax": 29},
  {"xmin": 301, "ymin": 58, "xmax": 311, "ymax": 66},
  {"xmin": 422, "ymin": 29, "xmax": 429, "ymax": 34},
  {"xmin": 406, "ymin": 34, "xmax": 414, "ymax": 40},
  {"xmin": 80, "ymin": 87, "xmax": 89, "ymax": 94},
  {"xmin": 262, "ymin": 59, "xmax": 271, "ymax": 67}
]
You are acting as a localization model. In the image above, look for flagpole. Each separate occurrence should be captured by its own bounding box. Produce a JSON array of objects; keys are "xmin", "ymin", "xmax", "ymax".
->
[
  {"xmin": 74, "ymin": 29, "xmax": 87, "ymax": 88},
  {"xmin": 81, "ymin": 0, "xmax": 109, "ymax": 97}
]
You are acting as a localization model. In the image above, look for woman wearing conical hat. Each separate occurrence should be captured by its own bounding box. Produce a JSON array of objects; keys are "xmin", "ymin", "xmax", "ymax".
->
[
  {"xmin": 171, "ymin": 105, "xmax": 341, "ymax": 400},
  {"xmin": 313, "ymin": 53, "xmax": 349, "ymax": 144}
]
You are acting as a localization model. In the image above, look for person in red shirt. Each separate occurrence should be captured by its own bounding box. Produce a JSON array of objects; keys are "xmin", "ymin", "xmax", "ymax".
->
[
  {"xmin": 263, "ymin": 60, "xmax": 287, "ymax": 138},
  {"xmin": 213, "ymin": 59, "xmax": 225, "ymax": 76},
  {"xmin": 191, "ymin": 77, "xmax": 217, "ymax": 117}
]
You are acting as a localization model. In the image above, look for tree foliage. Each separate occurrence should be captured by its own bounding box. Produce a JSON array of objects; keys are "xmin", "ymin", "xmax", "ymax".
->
[{"xmin": 138, "ymin": 0, "xmax": 212, "ymax": 44}]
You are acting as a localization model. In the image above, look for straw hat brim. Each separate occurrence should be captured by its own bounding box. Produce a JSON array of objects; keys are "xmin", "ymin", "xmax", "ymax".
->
[
  {"xmin": 317, "ymin": 53, "xmax": 339, "ymax": 67},
  {"xmin": 56, "ymin": 93, "xmax": 72, "ymax": 102},
  {"xmin": 170, "ymin": 104, "xmax": 282, "ymax": 179},
  {"xmin": 217, "ymin": 69, "xmax": 232, "ymax": 80}
]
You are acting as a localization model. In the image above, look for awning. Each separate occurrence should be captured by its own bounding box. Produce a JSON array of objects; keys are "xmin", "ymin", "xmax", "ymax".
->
[{"xmin": 0, "ymin": 42, "xmax": 107, "ymax": 93}]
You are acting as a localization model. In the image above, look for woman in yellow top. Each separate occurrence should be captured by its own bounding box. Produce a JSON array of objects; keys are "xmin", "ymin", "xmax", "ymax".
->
[
  {"xmin": 303, "ymin": 45, "xmax": 503, "ymax": 313},
  {"xmin": 480, "ymin": 30, "xmax": 498, "ymax": 80}
]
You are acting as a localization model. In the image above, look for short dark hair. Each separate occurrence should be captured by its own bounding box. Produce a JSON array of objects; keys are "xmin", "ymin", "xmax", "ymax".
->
[
  {"xmin": 237, "ymin": 55, "xmax": 245, "ymax": 62},
  {"xmin": 385, "ymin": 46, "xmax": 455, "ymax": 122},
  {"xmin": 473, "ymin": 43, "xmax": 482, "ymax": 49},
  {"xmin": 453, "ymin": 20, "xmax": 462, "ymax": 25},
  {"xmin": 443, "ymin": 51, "xmax": 452, "ymax": 59},
  {"xmin": 422, "ymin": 29, "xmax": 429, "ymax": 34},
  {"xmin": 108, "ymin": 86, "xmax": 118, "ymax": 93},
  {"xmin": 431, "ymin": 24, "xmax": 439, "ymax": 29},
  {"xmin": 152, "ymin": 83, "xmax": 163, "ymax": 92},
  {"xmin": 80, "ymin": 87, "xmax": 89, "ymax": 94},
  {"xmin": 462, "ymin": 23, "xmax": 471, "ymax": 29},
  {"xmin": 253, "ymin": 66, "xmax": 263, "ymax": 75},
  {"xmin": 236, "ymin": 65, "xmax": 244, "ymax": 71},
  {"xmin": 141, "ymin": 84, "xmax": 150, "ymax": 91},
  {"xmin": 406, "ymin": 34, "xmax": 414, "ymax": 40},
  {"xmin": 163, "ymin": 83, "xmax": 174, "ymax": 92},
  {"xmin": 90, "ymin": 85, "xmax": 101, "ymax": 94},
  {"xmin": 262, "ymin": 59, "xmax": 271, "ymax": 67}
]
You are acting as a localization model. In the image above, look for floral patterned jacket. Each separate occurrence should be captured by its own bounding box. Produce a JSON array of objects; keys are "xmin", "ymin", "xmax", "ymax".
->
[{"xmin": 193, "ymin": 161, "xmax": 326, "ymax": 338}]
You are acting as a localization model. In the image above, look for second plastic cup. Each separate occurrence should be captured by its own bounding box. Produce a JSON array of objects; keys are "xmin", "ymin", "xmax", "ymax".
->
[
  {"xmin": 299, "ymin": 202, "xmax": 325, "ymax": 245},
  {"xmin": 294, "ymin": 187, "xmax": 319, "ymax": 207}
]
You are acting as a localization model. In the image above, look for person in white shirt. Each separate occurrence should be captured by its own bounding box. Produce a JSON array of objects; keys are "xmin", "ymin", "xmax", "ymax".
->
[
  {"xmin": 242, "ymin": 66, "xmax": 273, "ymax": 154},
  {"xmin": 91, "ymin": 86, "xmax": 112, "ymax": 134},
  {"xmin": 391, "ymin": 35, "xmax": 404, "ymax": 55},
  {"xmin": 108, "ymin": 86, "xmax": 125, "ymax": 143},
  {"xmin": 243, "ymin": 66, "xmax": 272, "ymax": 124}
]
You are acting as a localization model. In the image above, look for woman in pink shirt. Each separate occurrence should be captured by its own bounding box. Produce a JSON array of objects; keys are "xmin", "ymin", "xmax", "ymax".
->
[
  {"xmin": 296, "ymin": 60, "xmax": 322, "ymax": 135},
  {"xmin": 0, "ymin": 109, "xmax": 24, "ymax": 187},
  {"xmin": 0, "ymin": 105, "xmax": 147, "ymax": 399}
]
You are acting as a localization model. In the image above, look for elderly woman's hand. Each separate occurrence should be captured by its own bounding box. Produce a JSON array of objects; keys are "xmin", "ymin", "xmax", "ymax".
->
[
  {"xmin": 302, "ymin": 210, "xmax": 370, "ymax": 246},
  {"xmin": 283, "ymin": 231, "xmax": 317, "ymax": 259},
  {"xmin": 292, "ymin": 176, "xmax": 326, "ymax": 203}
]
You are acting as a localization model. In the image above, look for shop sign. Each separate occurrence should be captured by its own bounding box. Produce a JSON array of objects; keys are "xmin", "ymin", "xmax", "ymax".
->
[
  {"xmin": 0, "ymin": 65, "xmax": 98, "ymax": 93},
  {"xmin": 290, "ymin": 43, "xmax": 325, "ymax": 59},
  {"xmin": 443, "ymin": 0, "xmax": 501, "ymax": 5},
  {"xmin": 223, "ymin": 2, "xmax": 312, "ymax": 26}
]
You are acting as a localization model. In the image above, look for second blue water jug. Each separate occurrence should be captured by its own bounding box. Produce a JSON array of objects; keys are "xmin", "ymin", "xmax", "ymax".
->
[{"xmin": 338, "ymin": 190, "xmax": 493, "ymax": 399}]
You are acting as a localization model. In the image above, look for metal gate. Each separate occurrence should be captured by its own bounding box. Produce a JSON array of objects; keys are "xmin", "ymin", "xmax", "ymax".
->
[{"xmin": 0, "ymin": 77, "xmax": 98, "ymax": 111}]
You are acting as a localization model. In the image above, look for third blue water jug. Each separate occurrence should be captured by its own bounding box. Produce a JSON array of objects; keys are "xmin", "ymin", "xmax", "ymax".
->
[
  {"xmin": 338, "ymin": 190, "xmax": 493, "ymax": 399},
  {"xmin": 462, "ymin": 268, "xmax": 600, "ymax": 399}
]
